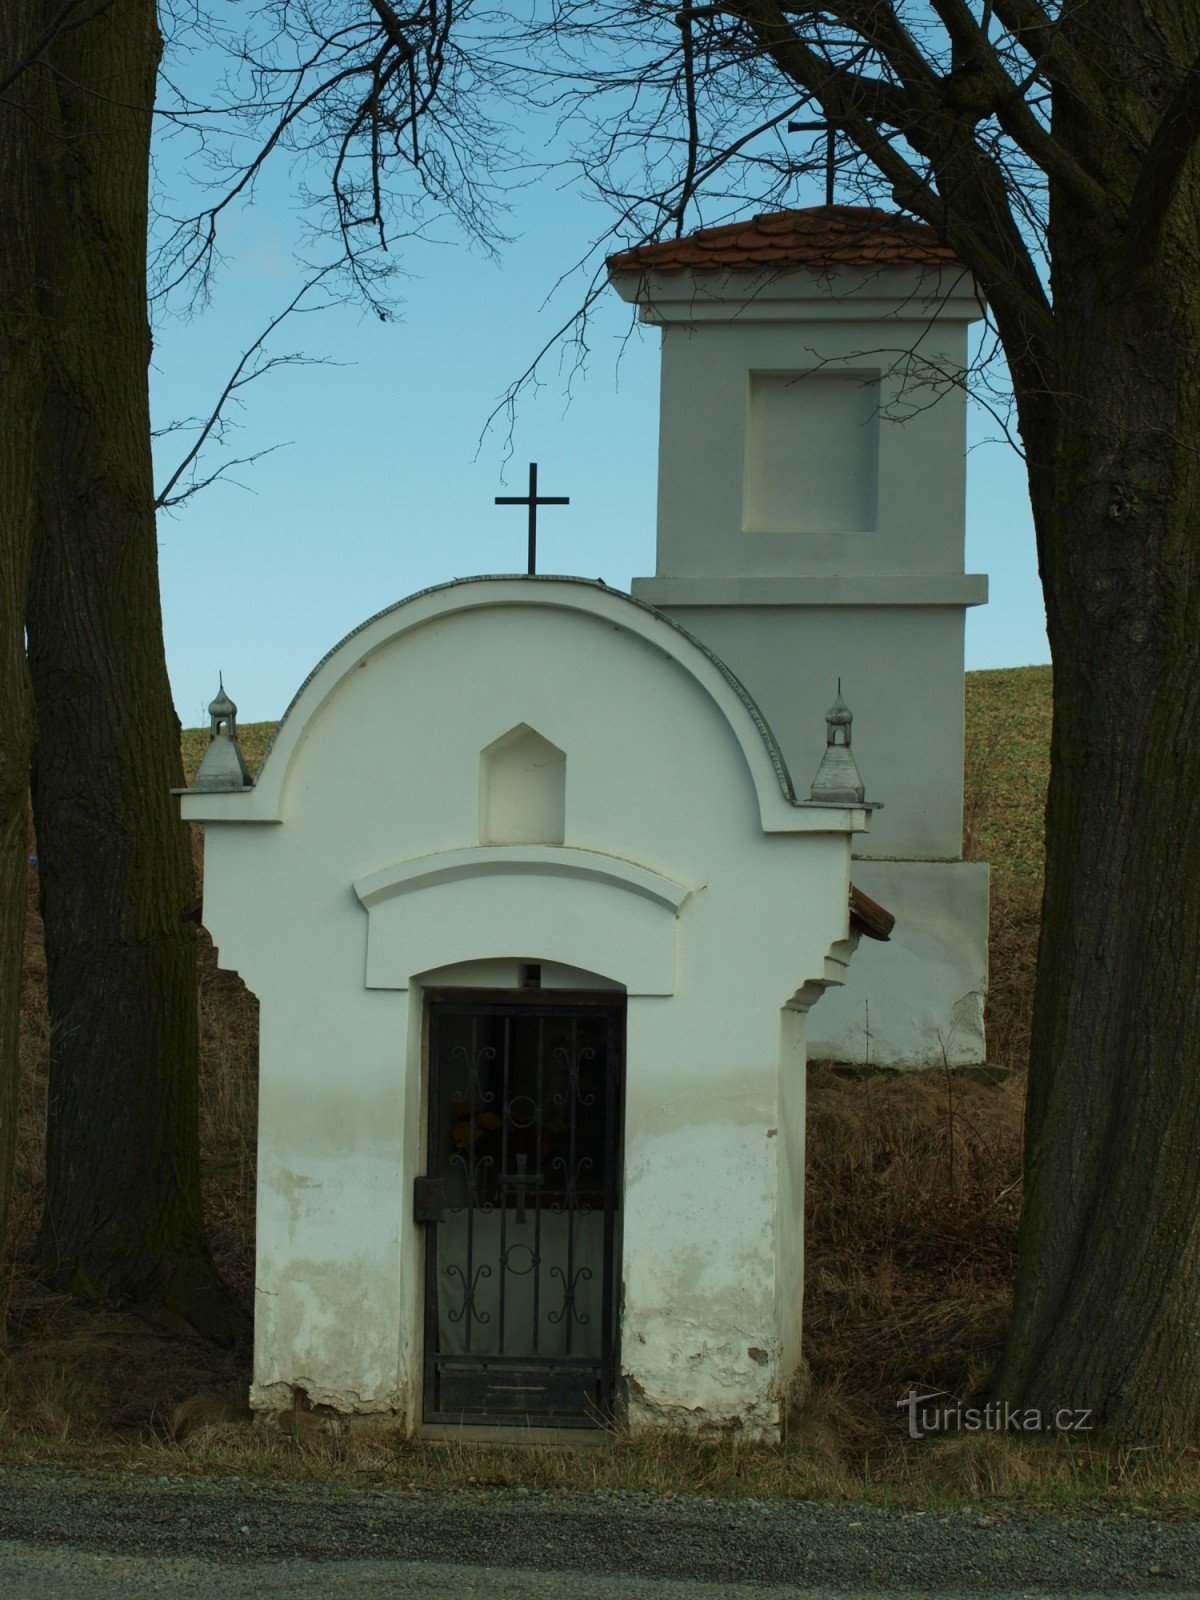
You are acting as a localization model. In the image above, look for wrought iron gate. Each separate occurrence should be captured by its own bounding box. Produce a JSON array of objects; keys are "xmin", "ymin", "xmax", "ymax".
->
[{"xmin": 418, "ymin": 995, "xmax": 624, "ymax": 1427}]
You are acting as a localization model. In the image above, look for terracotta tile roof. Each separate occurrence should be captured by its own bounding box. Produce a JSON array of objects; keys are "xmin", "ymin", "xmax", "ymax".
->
[{"xmin": 606, "ymin": 206, "xmax": 959, "ymax": 274}]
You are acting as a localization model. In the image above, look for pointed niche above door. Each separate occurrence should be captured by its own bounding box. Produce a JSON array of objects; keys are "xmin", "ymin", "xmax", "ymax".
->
[{"xmin": 479, "ymin": 724, "xmax": 566, "ymax": 846}]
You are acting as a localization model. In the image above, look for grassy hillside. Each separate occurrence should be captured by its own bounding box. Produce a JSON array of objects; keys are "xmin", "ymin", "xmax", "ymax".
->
[
  {"xmin": 962, "ymin": 665, "xmax": 1051, "ymax": 1070},
  {"xmin": 180, "ymin": 721, "xmax": 277, "ymax": 786},
  {"xmin": 15, "ymin": 666, "xmax": 1188, "ymax": 1507},
  {"xmin": 964, "ymin": 665, "xmax": 1052, "ymax": 882}
]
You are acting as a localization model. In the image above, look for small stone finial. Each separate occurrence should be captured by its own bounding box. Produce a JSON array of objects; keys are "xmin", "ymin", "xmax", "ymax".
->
[
  {"xmin": 809, "ymin": 684, "xmax": 866, "ymax": 803},
  {"xmin": 209, "ymin": 675, "xmax": 237, "ymax": 732},
  {"xmin": 193, "ymin": 676, "xmax": 252, "ymax": 791}
]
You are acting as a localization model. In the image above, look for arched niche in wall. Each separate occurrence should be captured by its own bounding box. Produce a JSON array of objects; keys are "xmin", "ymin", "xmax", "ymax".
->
[{"xmin": 479, "ymin": 724, "xmax": 566, "ymax": 846}]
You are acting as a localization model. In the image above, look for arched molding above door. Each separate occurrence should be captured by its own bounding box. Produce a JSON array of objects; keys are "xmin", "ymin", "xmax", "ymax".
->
[{"xmin": 353, "ymin": 845, "xmax": 692, "ymax": 997}]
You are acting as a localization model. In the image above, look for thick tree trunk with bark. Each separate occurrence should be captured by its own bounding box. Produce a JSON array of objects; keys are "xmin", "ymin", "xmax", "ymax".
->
[
  {"xmin": 993, "ymin": 6, "xmax": 1200, "ymax": 1438},
  {"xmin": 25, "ymin": 0, "xmax": 245, "ymax": 1340},
  {"xmin": 996, "ymin": 341, "xmax": 1200, "ymax": 1431},
  {"xmin": 0, "ymin": 0, "xmax": 44, "ymax": 1300}
]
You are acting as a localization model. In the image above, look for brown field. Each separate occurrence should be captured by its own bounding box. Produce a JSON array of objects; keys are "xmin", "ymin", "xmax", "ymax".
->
[{"xmin": 5, "ymin": 664, "xmax": 1197, "ymax": 1507}]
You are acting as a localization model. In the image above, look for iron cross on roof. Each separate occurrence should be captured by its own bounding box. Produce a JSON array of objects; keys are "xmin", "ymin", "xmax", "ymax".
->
[
  {"xmin": 787, "ymin": 113, "xmax": 837, "ymax": 208},
  {"xmin": 494, "ymin": 462, "xmax": 570, "ymax": 575}
]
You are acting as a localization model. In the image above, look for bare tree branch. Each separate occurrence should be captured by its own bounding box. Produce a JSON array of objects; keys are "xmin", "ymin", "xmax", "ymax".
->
[
  {"xmin": 151, "ymin": 0, "xmax": 515, "ymax": 318},
  {"xmin": 923, "ymin": 0, "xmax": 1115, "ymax": 215},
  {"xmin": 156, "ymin": 444, "xmax": 291, "ymax": 510},
  {"xmin": 725, "ymin": 0, "xmax": 1055, "ymax": 382},
  {"xmin": 988, "ymin": 0, "xmax": 1109, "ymax": 109},
  {"xmin": 154, "ymin": 267, "xmax": 337, "ymax": 510},
  {"xmin": 674, "ymin": 9, "xmax": 702, "ymax": 234}
]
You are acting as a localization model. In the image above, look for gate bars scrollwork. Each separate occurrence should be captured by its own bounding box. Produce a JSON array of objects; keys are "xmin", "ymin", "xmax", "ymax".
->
[{"xmin": 422, "ymin": 997, "xmax": 623, "ymax": 1426}]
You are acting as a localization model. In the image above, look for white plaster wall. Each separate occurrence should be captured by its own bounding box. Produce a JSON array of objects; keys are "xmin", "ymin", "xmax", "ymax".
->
[
  {"xmin": 653, "ymin": 318, "xmax": 971, "ymax": 578},
  {"xmin": 248, "ymin": 982, "xmax": 416, "ymax": 1419},
  {"xmin": 630, "ymin": 607, "xmax": 991, "ymax": 1065},
  {"xmin": 635, "ymin": 602, "xmax": 968, "ymax": 860},
  {"xmin": 774, "ymin": 1008, "xmax": 808, "ymax": 1397},
  {"xmin": 626, "ymin": 600, "xmax": 990, "ymax": 1065},
  {"xmin": 743, "ymin": 370, "xmax": 880, "ymax": 534},
  {"xmin": 806, "ymin": 859, "xmax": 990, "ymax": 1068},
  {"xmin": 610, "ymin": 263, "xmax": 983, "ymax": 583},
  {"xmin": 620, "ymin": 1041, "xmax": 781, "ymax": 1431},
  {"xmin": 187, "ymin": 581, "xmax": 864, "ymax": 1437},
  {"xmin": 616, "ymin": 844, "xmax": 847, "ymax": 1434}
]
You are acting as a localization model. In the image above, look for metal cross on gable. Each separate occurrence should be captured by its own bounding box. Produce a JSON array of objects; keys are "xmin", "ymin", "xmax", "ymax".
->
[
  {"xmin": 494, "ymin": 462, "xmax": 570, "ymax": 576},
  {"xmin": 788, "ymin": 113, "xmax": 837, "ymax": 207}
]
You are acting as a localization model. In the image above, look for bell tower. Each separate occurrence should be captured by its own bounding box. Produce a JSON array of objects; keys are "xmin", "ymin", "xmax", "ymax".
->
[{"xmin": 609, "ymin": 207, "xmax": 990, "ymax": 1066}]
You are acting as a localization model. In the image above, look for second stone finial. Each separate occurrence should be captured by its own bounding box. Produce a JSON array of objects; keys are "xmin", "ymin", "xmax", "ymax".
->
[
  {"xmin": 193, "ymin": 677, "xmax": 252, "ymax": 791},
  {"xmin": 809, "ymin": 685, "xmax": 866, "ymax": 804}
]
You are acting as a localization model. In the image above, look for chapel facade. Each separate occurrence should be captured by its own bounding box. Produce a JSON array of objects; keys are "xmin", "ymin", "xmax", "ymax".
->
[{"xmin": 183, "ymin": 578, "xmax": 873, "ymax": 1437}]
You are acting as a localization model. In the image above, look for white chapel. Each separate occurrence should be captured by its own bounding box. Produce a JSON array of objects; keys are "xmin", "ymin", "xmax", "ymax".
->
[{"xmin": 180, "ymin": 206, "xmax": 988, "ymax": 1439}]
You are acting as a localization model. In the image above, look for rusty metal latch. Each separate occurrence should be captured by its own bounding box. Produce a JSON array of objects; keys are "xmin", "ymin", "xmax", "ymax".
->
[{"xmin": 413, "ymin": 1175, "xmax": 446, "ymax": 1223}]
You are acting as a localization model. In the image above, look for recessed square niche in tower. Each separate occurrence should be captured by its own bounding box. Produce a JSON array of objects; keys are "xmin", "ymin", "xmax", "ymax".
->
[{"xmin": 742, "ymin": 370, "xmax": 880, "ymax": 534}]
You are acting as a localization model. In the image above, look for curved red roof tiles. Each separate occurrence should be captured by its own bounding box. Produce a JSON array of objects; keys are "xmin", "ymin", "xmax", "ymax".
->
[{"xmin": 606, "ymin": 205, "xmax": 960, "ymax": 273}]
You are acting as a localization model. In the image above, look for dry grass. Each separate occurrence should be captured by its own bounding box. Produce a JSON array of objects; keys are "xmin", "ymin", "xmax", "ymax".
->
[
  {"xmin": 7, "ymin": 668, "xmax": 1193, "ymax": 1510},
  {"xmin": 803, "ymin": 1068, "xmax": 1024, "ymax": 1436},
  {"xmin": 964, "ymin": 665, "xmax": 1052, "ymax": 1077},
  {"xmin": 0, "ymin": 1384, "xmax": 1194, "ymax": 1514}
]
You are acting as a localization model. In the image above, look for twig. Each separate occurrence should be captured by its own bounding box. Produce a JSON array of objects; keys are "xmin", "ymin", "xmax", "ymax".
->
[{"xmin": 154, "ymin": 268, "xmax": 337, "ymax": 511}]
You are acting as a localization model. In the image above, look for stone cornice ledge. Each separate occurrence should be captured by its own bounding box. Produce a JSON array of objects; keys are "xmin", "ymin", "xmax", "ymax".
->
[
  {"xmin": 611, "ymin": 264, "xmax": 983, "ymax": 326},
  {"xmin": 632, "ymin": 574, "xmax": 988, "ymax": 608},
  {"xmin": 353, "ymin": 846, "xmax": 693, "ymax": 915}
]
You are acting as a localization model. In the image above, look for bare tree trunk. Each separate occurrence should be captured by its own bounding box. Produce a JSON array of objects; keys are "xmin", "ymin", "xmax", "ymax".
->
[
  {"xmin": 25, "ymin": 0, "xmax": 245, "ymax": 1341},
  {"xmin": 994, "ymin": 146, "xmax": 1200, "ymax": 1435},
  {"xmin": 0, "ymin": 0, "xmax": 43, "ymax": 1308}
]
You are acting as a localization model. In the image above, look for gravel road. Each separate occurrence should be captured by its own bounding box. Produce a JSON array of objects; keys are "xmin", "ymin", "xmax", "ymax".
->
[{"xmin": 0, "ymin": 1466, "xmax": 1195, "ymax": 1598}]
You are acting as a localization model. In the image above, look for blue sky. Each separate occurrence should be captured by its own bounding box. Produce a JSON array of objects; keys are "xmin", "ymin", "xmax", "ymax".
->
[{"xmin": 151, "ymin": 51, "xmax": 1049, "ymax": 729}]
